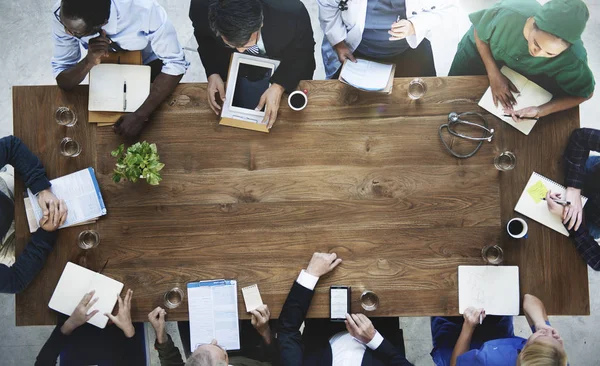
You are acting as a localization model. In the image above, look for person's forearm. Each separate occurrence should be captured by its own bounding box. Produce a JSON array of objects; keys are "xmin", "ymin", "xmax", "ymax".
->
[
  {"xmin": 473, "ymin": 29, "xmax": 500, "ymax": 78},
  {"xmin": 0, "ymin": 136, "xmax": 50, "ymax": 194},
  {"xmin": 450, "ymin": 326, "xmax": 474, "ymax": 366},
  {"xmin": 537, "ymin": 95, "xmax": 590, "ymax": 117},
  {"xmin": 56, "ymin": 58, "xmax": 95, "ymax": 90},
  {"xmin": 523, "ymin": 294, "xmax": 548, "ymax": 328},
  {"xmin": 155, "ymin": 334, "xmax": 185, "ymax": 366},
  {"xmin": 134, "ymin": 73, "xmax": 183, "ymax": 119}
]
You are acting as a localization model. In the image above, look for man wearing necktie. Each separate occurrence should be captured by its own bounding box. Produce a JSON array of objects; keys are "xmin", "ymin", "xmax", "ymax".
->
[{"xmin": 190, "ymin": 0, "xmax": 316, "ymax": 129}]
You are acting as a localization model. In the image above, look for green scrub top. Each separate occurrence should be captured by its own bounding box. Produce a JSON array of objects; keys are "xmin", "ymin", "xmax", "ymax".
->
[{"xmin": 449, "ymin": 0, "xmax": 595, "ymax": 98}]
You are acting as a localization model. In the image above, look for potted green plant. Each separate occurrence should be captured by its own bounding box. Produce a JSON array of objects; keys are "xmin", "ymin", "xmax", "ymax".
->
[{"xmin": 111, "ymin": 141, "xmax": 165, "ymax": 186}]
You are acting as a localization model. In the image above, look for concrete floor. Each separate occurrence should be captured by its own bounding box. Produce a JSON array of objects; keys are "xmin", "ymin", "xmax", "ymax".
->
[{"xmin": 0, "ymin": 0, "xmax": 599, "ymax": 364}]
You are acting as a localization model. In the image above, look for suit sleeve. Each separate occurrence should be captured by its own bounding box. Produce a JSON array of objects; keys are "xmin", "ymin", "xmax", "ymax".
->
[
  {"xmin": 35, "ymin": 325, "xmax": 67, "ymax": 366},
  {"xmin": 189, "ymin": 0, "xmax": 232, "ymax": 80},
  {"xmin": 0, "ymin": 136, "xmax": 51, "ymax": 195},
  {"xmin": 372, "ymin": 338, "xmax": 414, "ymax": 366},
  {"xmin": 270, "ymin": 3, "xmax": 316, "ymax": 92},
  {"xmin": 155, "ymin": 334, "xmax": 185, "ymax": 366},
  {"xmin": 276, "ymin": 281, "xmax": 315, "ymax": 366}
]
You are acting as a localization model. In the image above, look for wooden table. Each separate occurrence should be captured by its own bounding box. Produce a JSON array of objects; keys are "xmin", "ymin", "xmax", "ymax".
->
[{"xmin": 13, "ymin": 77, "xmax": 589, "ymax": 326}]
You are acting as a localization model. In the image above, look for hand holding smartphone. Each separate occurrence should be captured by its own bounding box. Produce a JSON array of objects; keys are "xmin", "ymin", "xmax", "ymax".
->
[{"xmin": 330, "ymin": 286, "xmax": 351, "ymax": 322}]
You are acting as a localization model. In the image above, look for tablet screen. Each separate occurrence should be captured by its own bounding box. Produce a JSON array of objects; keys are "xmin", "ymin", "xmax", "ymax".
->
[{"xmin": 232, "ymin": 63, "xmax": 273, "ymax": 112}]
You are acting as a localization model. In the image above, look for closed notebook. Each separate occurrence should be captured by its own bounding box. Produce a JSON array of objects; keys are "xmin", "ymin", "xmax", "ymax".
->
[
  {"xmin": 458, "ymin": 265, "xmax": 520, "ymax": 316},
  {"xmin": 89, "ymin": 64, "xmax": 150, "ymax": 112},
  {"xmin": 515, "ymin": 172, "xmax": 588, "ymax": 237},
  {"xmin": 48, "ymin": 262, "xmax": 123, "ymax": 329},
  {"xmin": 478, "ymin": 66, "xmax": 552, "ymax": 135}
]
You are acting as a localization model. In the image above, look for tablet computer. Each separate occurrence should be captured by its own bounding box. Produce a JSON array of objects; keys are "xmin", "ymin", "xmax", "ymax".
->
[{"xmin": 227, "ymin": 58, "xmax": 276, "ymax": 118}]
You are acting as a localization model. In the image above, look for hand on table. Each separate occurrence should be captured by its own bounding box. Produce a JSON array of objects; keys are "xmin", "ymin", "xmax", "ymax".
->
[
  {"xmin": 148, "ymin": 306, "xmax": 168, "ymax": 344},
  {"xmin": 504, "ymin": 106, "xmax": 540, "ymax": 123},
  {"xmin": 563, "ymin": 187, "xmax": 583, "ymax": 230},
  {"xmin": 389, "ymin": 19, "xmax": 415, "ymax": 41},
  {"xmin": 256, "ymin": 83, "xmax": 285, "ymax": 129},
  {"xmin": 462, "ymin": 307, "xmax": 485, "ymax": 331},
  {"xmin": 250, "ymin": 304, "xmax": 272, "ymax": 343},
  {"xmin": 113, "ymin": 112, "xmax": 148, "ymax": 140},
  {"xmin": 85, "ymin": 30, "xmax": 110, "ymax": 66},
  {"xmin": 61, "ymin": 290, "xmax": 99, "ymax": 335},
  {"xmin": 345, "ymin": 313, "xmax": 376, "ymax": 344},
  {"xmin": 105, "ymin": 289, "xmax": 135, "ymax": 338},
  {"xmin": 39, "ymin": 198, "xmax": 68, "ymax": 232},
  {"xmin": 207, "ymin": 74, "xmax": 226, "ymax": 115},
  {"xmin": 489, "ymin": 71, "xmax": 519, "ymax": 109},
  {"xmin": 306, "ymin": 252, "xmax": 342, "ymax": 277},
  {"xmin": 333, "ymin": 41, "xmax": 356, "ymax": 64}
]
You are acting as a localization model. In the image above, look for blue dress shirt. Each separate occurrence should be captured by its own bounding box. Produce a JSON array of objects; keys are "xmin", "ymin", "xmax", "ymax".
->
[{"xmin": 51, "ymin": 0, "xmax": 189, "ymax": 78}]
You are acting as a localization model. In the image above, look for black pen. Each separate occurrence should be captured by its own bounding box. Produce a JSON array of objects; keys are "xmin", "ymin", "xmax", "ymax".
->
[
  {"xmin": 99, "ymin": 259, "xmax": 109, "ymax": 274},
  {"xmin": 542, "ymin": 198, "xmax": 571, "ymax": 206},
  {"xmin": 503, "ymin": 114, "xmax": 539, "ymax": 121},
  {"xmin": 123, "ymin": 81, "xmax": 127, "ymax": 112}
]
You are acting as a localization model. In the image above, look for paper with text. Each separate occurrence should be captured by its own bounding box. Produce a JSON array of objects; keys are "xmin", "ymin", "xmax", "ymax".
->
[
  {"xmin": 340, "ymin": 59, "xmax": 393, "ymax": 92},
  {"xmin": 458, "ymin": 265, "xmax": 520, "ymax": 315},
  {"xmin": 188, "ymin": 280, "xmax": 240, "ymax": 351},
  {"xmin": 89, "ymin": 64, "xmax": 150, "ymax": 112},
  {"xmin": 241, "ymin": 284, "xmax": 263, "ymax": 312},
  {"xmin": 478, "ymin": 66, "xmax": 552, "ymax": 135}
]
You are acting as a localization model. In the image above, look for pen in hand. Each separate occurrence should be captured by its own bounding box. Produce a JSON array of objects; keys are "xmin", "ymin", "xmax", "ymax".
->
[
  {"xmin": 503, "ymin": 114, "xmax": 539, "ymax": 121},
  {"xmin": 479, "ymin": 313, "xmax": 482, "ymax": 325},
  {"xmin": 542, "ymin": 197, "xmax": 571, "ymax": 206}
]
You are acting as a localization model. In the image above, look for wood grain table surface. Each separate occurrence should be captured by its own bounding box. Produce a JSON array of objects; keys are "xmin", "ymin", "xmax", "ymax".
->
[{"xmin": 12, "ymin": 76, "xmax": 589, "ymax": 326}]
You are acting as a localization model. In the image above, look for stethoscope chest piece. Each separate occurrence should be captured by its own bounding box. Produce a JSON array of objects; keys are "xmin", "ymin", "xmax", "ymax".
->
[{"xmin": 439, "ymin": 112, "xmax": 494, "ymax": 159}]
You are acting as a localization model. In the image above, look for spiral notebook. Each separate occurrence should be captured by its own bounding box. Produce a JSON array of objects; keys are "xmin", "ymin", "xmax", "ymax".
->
[{"xmin": 515, "ymin": 172, "xmax": 588, "ymax": 236}]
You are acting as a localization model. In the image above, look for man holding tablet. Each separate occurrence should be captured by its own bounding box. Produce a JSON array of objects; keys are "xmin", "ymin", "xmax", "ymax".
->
[{"xmin": 190, "ymin": 0, "xmax": 316, "ymax": 129}]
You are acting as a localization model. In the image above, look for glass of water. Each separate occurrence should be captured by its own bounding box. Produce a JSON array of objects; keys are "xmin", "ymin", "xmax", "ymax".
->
[
  {"xmin": 360, "ymin": 290, "xmax": 380, "ymax": 311},
  {"xmin": 408, "ymin": 78, "xmax": 427, "ymax": 100},
  {"xmin": 494, "ymin": 151, "xmax": 516, "ymax": 171},
  {"xmin": 55, "ymin": 107, "xmax": 77, "ymax": 127},
  {"xmin": 164, "ymin": 287, "xmax": 185, "ymax": 309},
  {"xmin": 60, "ymin": 137, "xmax": 82, "ymax": 157},
  {"xmin": 482, "ymin": 245, "xmax": 504, "ymax": 265},
  {"xmin": 78, "ymin": 230, "xmax": 100, "ymax": 249}
]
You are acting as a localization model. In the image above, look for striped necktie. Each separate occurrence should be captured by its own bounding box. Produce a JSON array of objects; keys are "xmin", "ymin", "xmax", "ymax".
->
[{"xmin": 244, "ymin": 44, "xmax": 260, "ymax": 56}]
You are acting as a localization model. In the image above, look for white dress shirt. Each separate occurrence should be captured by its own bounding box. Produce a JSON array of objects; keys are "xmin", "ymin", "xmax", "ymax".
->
[
  {"xmin": 51, "ymin": 0, "xmax": 189, "ymax": 78},
  {"xmin": 296, "ymin": 270, "xmax": 384, "ymax": 364}
]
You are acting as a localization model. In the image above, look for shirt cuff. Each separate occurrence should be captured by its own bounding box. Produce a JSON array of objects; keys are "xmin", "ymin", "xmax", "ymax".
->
[
  {"xmin": 296, "ymin": 270, "xmax": 319, "ymax": 290},
  {"xmin": 366, "ymin": 331, "xmax": 384, "ymax": 350},
  {"xmin": 154, "ymin": 333, "xmax": 174, "ymax": 350}
]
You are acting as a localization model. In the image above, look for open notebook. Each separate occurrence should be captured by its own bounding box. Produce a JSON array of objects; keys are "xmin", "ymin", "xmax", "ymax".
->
[
  {"xmin": 188, "ymin": 279, "xmax": 240, "ymax": 351},
  {"xmin": 27, "ymin": 168, "xmax": 106, "ymax": 229},
  {"xmin": 458, "ymin": 265, "xmax": 520, "ymax": 316},
  {"xmin": 49, "ymin": 262, "xmax": 123, "ymax": 329},
  {"xmin": 89, "ymin": 64, "xmax": 150, "ymax": 112},
  {"xmin": 339, "ymin": 59, "xmax": 395, "ymax": 93},
  {"xmin": 478, "ymin": 66, "xmax": 552, "ymax": 135},
  {"xmin": 515, "ymin": 172, "xmax": 588, "ymax": 236}
]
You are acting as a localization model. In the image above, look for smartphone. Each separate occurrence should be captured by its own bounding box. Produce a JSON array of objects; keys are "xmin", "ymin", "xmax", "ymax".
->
[{"xmin": 330, "ymin": 286, "xmax": 351, "ymax": 322}]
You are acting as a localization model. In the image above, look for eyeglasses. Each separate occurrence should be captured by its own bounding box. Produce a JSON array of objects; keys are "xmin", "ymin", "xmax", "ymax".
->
[{"xmin": 54, "ymin": 6, "xmax": 104, "ymax": 39}]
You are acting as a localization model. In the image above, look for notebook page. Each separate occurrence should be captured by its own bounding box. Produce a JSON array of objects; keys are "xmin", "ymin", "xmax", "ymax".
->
[
  {"xmin": 87, "ymin": 273, "xmax": 124, "ymax": 328},
  {"xmin": 89, "ymin": 64, "xmax": 124, "ymax": 111},
  {"xmin": 122, "ymin": 65, "xmax": 151, "ymax": 112},
  {"xmin": 213, "ymin": 281, "xmax": 240, "ymax": 350},
  {"xmin": 340, "ymin": 59, "xmax": 393, "ymax": 91},
  {"xmin": 27, "ymin": 168, "xmax": 106, "ymax": 229},
  {"xmin": 478, "ymin": 66, "xmax": 552, "ymax": 135},
  {"xmin": 458, "ymin": 265, "xmax": 520, "ymax": 315},
  {"xmin": 241, "ymin": 284, "xmax": 263, "ymax": 312}
]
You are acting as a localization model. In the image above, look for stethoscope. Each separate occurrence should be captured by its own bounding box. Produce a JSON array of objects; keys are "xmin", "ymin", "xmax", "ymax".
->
[{"xmin": 439, "ymin": 112, "xmax": 495, "ymax": 159}]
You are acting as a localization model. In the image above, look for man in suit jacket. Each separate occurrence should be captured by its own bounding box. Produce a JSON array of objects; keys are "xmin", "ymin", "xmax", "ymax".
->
[
  {"xmin": 189, "ymin": 0, "xmax": 316, "ymax": 129},
  {"xmin": 277, "ymin": 252, "xmax": 414, "ymax": 366}
]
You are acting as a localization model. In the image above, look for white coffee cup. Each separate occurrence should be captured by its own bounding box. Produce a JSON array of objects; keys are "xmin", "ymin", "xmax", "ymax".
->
[
  {"xmin": 288, "ymin": 90, "xmax": 308, "ymax": 111},
  {"xmin": 507, "ymin": 218, "xmax": 528, "ymax": 239}
]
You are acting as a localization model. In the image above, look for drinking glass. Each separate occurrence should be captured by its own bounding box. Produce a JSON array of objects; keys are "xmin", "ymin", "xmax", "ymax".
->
[
  {"xmin": 360, "ymin": 290, "xmax": 379, "ymax": 311},
  {"xmin": 408, "ymin": 78, "xmax": 427, "ymax": 100},
  {"xmin": 164, "ymin": 287, "xmax": 185, "ymax": 309},
  {"xmin": 482, "ymin": 245, "xmax": 504, "ymax": 265},
  {"xmin": 55, "ymin": 107, "xmax": 77, "ymax": 127},
  {"xmin": 78, "ymin": 230, "xmax": 100, "ymax": 249},
  {"xmin": 494, "ymin": 151, "xmax": 516, "ymax": 171},
  {"xmin": 60, "ymin": 137, "xmax": 82, "ymax": 157}
]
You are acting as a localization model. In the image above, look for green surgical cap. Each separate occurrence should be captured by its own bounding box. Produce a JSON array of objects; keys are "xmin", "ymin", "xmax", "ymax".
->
[{"xmin": 534, "ymin": 0, "xmax": 589, "ymax": 44}]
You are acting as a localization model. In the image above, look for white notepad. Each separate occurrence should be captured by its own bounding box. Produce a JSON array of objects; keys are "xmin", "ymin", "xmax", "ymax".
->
[
  {"xmin": 89, "ymin": 64, "xmax": 150, "ymax": 112},
  {"xmin": 241, "ymin": 284, "xmax": 264, "ymax": 312},
  {"xmin": 458, "ymin": 265, "xmax": 520, "ymax": 315},
  {"xmin": 27, "ymin": 168, "xmax": 106, "ymax": 229},
  {"xmin": 188, "ymin": 279, "xmax": 240, "ymax": 351},
  {"xmin": 515, "ymin": 172, "xmax": 588, "ymax": 236},
  {"xmin": 340, "ymin": 59, "xmax": 393, "ymax": 92},
  {"xmin": 48, "ymin": 262, "xmax": 123, "ymax": 329},
  {"xmin": 478, "ymin": 66, "xmax": 552, "ymax": 135}
]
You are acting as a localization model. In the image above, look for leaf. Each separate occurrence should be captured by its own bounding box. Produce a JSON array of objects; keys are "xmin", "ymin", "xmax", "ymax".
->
[{"xmin": 111, "ymin": 141, "xmax": 165, "ymax": 185}]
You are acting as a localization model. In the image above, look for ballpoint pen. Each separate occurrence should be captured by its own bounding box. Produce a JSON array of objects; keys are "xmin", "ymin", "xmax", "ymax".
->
[
  {"xmin": 479, "ymin": 313, "xmax": 482, "ymax": 325},
  {"xmin": 123, "ymin": 80, "xmax": 127, "ymax": 112},
  {"xmin": 542, "ymin": 197, "xmax": 571, "ymax": 206},
  {"xmin": 503, "ymin": 114, "xmax": 539, "ymax": 121}
]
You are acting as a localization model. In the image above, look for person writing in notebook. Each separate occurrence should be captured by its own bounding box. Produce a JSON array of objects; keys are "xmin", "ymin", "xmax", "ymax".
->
[
  {"xmin": 189, "ymin": 0, "xmax": 316, "ymax": 129},
  {"xmin": 148, "ymin": 304, "xmax": 277, "ymax": 365},
  {"xmin": 545, "ymin": 128, "xmax": 600, "ymax": 271},
  {"xmin": 430, "ymin": 294, "xmax": 567, "ymax": 365},
  {"xmin": 36, "ymin": 289, "xmax": 147, "ymax": 365},
  {"xmin": 51, "ymin": 0, "xmax": 189, "ymax": 139},
  {"xmin": 277, "ymin": 252, "xmax": 413, "ymax": 366},
  {"xmin": 449, "ymin": 0, "xmax": 594, "ymax": 123},
  {"xmin": 0, "ymin": 136, "xmax": 67, "ymax": 294}
]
